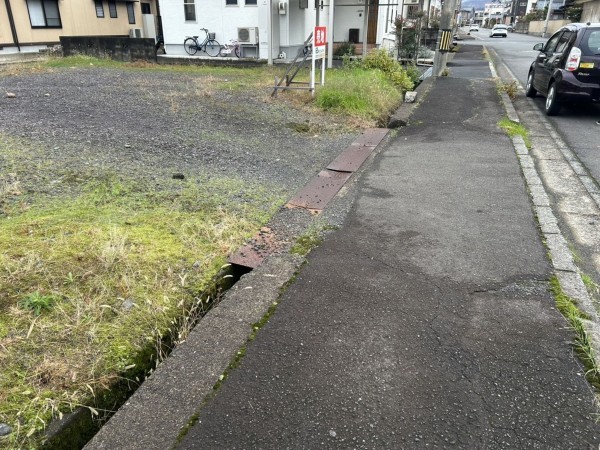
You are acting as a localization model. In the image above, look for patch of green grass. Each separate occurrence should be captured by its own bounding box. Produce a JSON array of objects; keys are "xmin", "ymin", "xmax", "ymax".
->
[
  {"xmin": 498, "ymin": 117, "xmax": 532, "ymax": 149},
  {"xmin": 0, "ymin": 169, "xmax": 285, "ymax": 447},
  {"xmin": 550, "ymin": 277, "xmax": 600, "ymax": 388},
  {"xmin": 315, "ymin": 68, "xmax": 403, "ymax": 122},
  {"xmin": 581, "ymin": 273, "xmax": 600, "ymax": 299}
]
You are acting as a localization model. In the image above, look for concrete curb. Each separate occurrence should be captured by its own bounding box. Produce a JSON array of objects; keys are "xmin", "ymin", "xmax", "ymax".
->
[
  {"xmin": 489, "ymin": 47, "xmax": 600, "ymax": 360},
  {"xmin": 85, "ymin": 253, "xmax": 305, "ymax": 449}
]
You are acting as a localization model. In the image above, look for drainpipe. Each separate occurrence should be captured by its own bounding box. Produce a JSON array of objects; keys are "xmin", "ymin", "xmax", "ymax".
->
[
  {"xmin": 4, "ymin": 0, "xmax": 21, "ymax": 52},
  {"xmin": 363, "ymin": 0, "xmax": 369, "ymax": 56},
  {"xmin": 268, "ymin": 0, "xmax": 273, "ymax": 65},
  {"xmin": 327, "ymin": 0, "xmax": 334, "ymax": 68}
]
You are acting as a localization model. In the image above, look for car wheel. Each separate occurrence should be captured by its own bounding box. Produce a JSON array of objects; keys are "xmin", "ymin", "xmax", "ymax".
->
[
  {"xmin": 545, "ymin": 82, "xmax": 561, "ymax": 116},
  {"xmin": 525, "ymin": 72, "xmax": 537, "ymax": 98}
]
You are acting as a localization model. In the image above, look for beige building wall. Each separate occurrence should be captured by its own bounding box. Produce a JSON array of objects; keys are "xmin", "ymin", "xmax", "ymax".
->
[
  {"xmin": 528, "ymin": 19, "xmax": 570, "ymax": 36},
  {"xmin": 0, "ymin": 1, "xmax": 12, "ymax": 46},
  {"xmin": 1, "ymin": 0, "xmax": 156, "ymax": 47}
]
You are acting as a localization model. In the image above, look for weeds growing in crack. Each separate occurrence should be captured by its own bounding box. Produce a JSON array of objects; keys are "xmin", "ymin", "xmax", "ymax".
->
[
  {"xmin": 498, "ymin": 117, "xmax": 531, "ymax": 149},
  {"xmin": 581, "ymin": 273, "xmax": 600, "ymax": 302},
  {"xmin": 550, "ymin": 277, "xmax": 600, "ymax": 389}
]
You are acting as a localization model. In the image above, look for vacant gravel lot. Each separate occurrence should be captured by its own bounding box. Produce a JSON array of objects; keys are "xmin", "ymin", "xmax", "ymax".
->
[
  {"xmin": 0, "ymin": 61, "xmax": 364, "ymax": 447},
  {"xmin": 0, "ymin": 64, "xmax": 357, "ymax": 200}
]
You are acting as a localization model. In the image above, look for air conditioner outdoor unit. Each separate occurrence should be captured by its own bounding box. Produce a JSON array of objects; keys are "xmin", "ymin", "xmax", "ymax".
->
[
  {"xmin": 238, "ymin": 27, "xmax": 258, "ymax": 45},
  {"xmin": 129, "ymin": 28, "xmax": 143, "ymax": 38}
]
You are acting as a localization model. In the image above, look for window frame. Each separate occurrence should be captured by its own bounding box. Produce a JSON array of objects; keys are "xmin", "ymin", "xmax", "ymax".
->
[
  {"xmin": 184, "ymin": 0, "xmax": 196, "ymax": 21},
  {"xmin": 26, "ymin": 0, "xmax": 62, "ymax": 29},
  {"xmin": 126, "ymin": 1, "xmax": 136, "ymax": 24},
  {"xmin": 108, "ymin": 1, "xmax": 118, "ymax": 18},
  {"xmin": 226, "ymin": 0, "xmax": 239, "ymax": 6},
  {"xmin": 245, "ymin": 0, "xmax": 257, "ymax": 5},
  {"xmin": 543, "ymin": 31, "xmax": 563, "ymax": 54},
  {"xmin": 95, "ymin": 0, "xmax": 105, "ymax": 18},
  {"xmin": 555, "ymin": 31, "xmax": 573, "ymax": 54}
]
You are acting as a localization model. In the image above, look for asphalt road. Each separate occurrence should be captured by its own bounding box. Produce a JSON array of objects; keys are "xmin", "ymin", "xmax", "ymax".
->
[{"xmin": 461, "ymin": 27, "xmax": 600, "ymax": 188}]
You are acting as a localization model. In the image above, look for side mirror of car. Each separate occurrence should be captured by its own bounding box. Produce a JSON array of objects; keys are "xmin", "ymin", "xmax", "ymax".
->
[{"xmin": 533, "ymin": 43, "xmax": 544, "ymax": 51}]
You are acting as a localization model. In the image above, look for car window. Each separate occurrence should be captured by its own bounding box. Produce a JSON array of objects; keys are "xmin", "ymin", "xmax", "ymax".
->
[
  {"xmin": 580, "ymin": 28, "xmax": 600, "ymax": 56},
  {"xmin": 555, "ymin": 31, "xmax": 573, "ymax": 54},
  {"xmin": 544, "ymin": 31, "xmax": 563, "ymax": 53}
]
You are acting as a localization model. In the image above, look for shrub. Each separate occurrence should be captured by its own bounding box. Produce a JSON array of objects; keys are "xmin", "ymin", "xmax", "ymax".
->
[{"xmin": 361, "ymin": 48, "xmax": 415, "ymax": 91}]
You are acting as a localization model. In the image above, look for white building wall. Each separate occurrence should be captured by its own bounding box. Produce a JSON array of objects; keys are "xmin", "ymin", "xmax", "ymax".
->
[
  {"xmin": 333, "ymin": 0, "xmax": 366, "ymax": 42},
  {"xmin": 161, "ymin": 0, "xmax": 261, "ymax": 55}
]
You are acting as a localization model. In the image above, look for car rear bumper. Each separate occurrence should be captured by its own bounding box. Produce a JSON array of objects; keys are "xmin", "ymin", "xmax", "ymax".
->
[{"xmin": 557, "ymin": 73, "xmax": 600, "ymax": 102}]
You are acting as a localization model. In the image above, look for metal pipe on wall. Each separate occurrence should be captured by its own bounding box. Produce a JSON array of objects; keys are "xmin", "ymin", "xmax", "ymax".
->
[{"xmin": 4, "ymin": 0, "xmax": 21, "ymax": 51}]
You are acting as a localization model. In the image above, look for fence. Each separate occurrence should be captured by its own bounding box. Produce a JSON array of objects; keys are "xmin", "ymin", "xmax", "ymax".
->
[{"xmin": 60, "ymin": 36, "xmax": 157, "ymax": 62}]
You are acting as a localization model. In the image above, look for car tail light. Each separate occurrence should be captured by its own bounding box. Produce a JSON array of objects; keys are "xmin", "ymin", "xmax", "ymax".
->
[{"xmin": 565, "ymin": 47, "xmax": 581, "ymax": 71}]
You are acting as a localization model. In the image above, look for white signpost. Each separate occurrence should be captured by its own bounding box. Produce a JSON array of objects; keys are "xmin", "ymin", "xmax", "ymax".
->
[{"xmin": 310, "ymin": 26, "xmax": 327, "ymax": 95}]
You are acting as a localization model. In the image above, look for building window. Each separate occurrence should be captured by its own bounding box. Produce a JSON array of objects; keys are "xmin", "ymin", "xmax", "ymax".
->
[
  {"xmin": 184, "ymin": 0, "xmax": 196, "ymax": 20},
  {"xmin": 141, "ymin": 3, "xmax": 151, "ymax": 13},
  {"xmin": 26, "ymin": 0, "xmax": 62, "ymax": 28},
  {"xmin": 226, "ymin": 0, "xmax": 238, "ymax": 5},
  {"xmin": 108, "ymin": 1, "xmax": 117, "ymax": 17},
  {"xmin": 95, "ymin": 0, "xmax": 105, "ymax": 18},
  {"xmin": 407, "ymin": 5, "xmax": 419, "ymax": 18},
  {"xmin": 126, "ymin": 2, "xmax": 135, "ymax": 23},
  {"xmin": 245, "ymin": 0, "xmax": 257, "ymax": 5}
]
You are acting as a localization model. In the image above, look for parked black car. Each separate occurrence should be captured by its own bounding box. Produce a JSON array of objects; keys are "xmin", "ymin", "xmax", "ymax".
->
[{"xmin": 526, "ymin": 23, "xmax": 600, "ymax": 115}]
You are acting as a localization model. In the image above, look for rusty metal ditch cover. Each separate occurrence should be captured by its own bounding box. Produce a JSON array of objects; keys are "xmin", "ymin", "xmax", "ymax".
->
[
  {"xmin": 228, "ymin": 227, "xmax": 282, "ymax": 269},
  {"xmin": 353, "ymin": 128, "xmax": 389, "ymax": 147},
  {"xmin": 327, "ymin": 144, "xmax": 376, "ymax": 173},
  {"xmin": 287, "ymin": 170, "xmax": 352, "ymax": 210}
]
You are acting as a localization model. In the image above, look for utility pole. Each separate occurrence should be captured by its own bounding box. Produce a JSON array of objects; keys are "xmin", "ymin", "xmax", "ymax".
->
[
  {"xmin": 541, "ymin": 0, "xmax": 552, "ymax": 37},
  {"xmin": 432, "ymin": 0, "xmax": 457, "ymax": 76}
]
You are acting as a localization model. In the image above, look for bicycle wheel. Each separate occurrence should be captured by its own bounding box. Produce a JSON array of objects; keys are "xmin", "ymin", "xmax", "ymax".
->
[
  {"xmin": 184, "ymin": 38, "xmax": 198, "ymax": 56},
  {"xmin": 234, "ymin": 46, "xmax": 241, "ymax": 58},
  {"xmin": 205, "ymin": 40, "xmax": 221, "ymax": 57},
  {"xmin": 219, "ymin": 45, "xmax": 229, "ymax": 57}
]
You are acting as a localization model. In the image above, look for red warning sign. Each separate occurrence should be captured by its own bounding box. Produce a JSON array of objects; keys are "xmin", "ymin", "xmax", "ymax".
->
[{"xmin": 314, "ymin": 26, "xmax": 327, "ymax": 47}]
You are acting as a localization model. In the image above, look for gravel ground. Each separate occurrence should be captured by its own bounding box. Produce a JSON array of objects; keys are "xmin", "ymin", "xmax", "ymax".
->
[{"xmin": 0, "ymin": 66, "xmax": 358, "ymax": 204}]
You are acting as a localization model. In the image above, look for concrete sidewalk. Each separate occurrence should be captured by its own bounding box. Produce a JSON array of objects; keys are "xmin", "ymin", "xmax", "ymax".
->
[{"xmin": 88, "ymin": 45, "xmax": 600, "ymax": 448}]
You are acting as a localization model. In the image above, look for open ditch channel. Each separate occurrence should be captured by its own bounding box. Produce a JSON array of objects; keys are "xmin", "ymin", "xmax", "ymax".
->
[{"xmin": 43, "ymin": 262, "xmax": 250, "ymax": 449}]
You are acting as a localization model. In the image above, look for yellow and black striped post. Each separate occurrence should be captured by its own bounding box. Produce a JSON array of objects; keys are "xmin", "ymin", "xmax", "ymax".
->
[{"xmin": 439, "ymin": 29, "xmax": 452, "ymax": 53}]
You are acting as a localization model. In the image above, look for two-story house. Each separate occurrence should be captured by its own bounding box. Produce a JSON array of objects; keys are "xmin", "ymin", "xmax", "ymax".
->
[{"xmin": 0, "ymin": 0, "xmax": 160, "ymax": 54}]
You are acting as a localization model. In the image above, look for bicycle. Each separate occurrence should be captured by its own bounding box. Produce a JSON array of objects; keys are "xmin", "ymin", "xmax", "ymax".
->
[
  {"xmin": 219, "ymin": 39, "xmax": 241, "ymax": 58},
  {"xmin": 184, "ymin": 28, "xmax": 221, "ymax": 57}
]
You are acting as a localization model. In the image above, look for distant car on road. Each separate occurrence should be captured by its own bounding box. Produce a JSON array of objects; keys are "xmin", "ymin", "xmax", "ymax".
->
[
  {"xmin": 490, "ymin": 24, "xmax": 508, "ymax": 38},
  {"xmin": 507, "ymin": 24, "xmax": 515, "ymax": 32},
  {"xmin": 526, "ymin": 22, "xmax": 600, "ymax": 115},
  {"xmin": 469, "ymin": 24, "xmax": 479, "ymax": 32}
]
